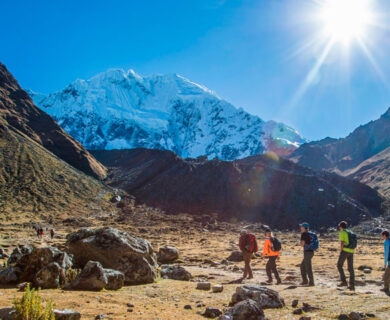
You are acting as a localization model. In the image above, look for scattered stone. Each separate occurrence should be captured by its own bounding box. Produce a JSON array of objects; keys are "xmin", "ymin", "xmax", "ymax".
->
[
  {"xmin": 160, "ymin": 265, "xmax": 192, "ymax": 281},
  {"xmin": 299, "ymin": 317, "xmax": 311, "ymax": 320},
  {"xmin": 293, "ymin": 308, "xmax": 303, "ymax": 315},
  {"xmin": 212, "ymin": 285, "xmax": 224, "ymax": 293},
  {"xmin": 292, "ymin": 299, "xmax": 299, "ymax": 308},
  {"xmin": 54, "ymin": 309, "xmax": 81, "ymax": 320},
  {"xmin": 95, "ymin": 315, "xmax": 106, "ymax": 320},
  {"xmin": 230, "ymin": 284, "xmax": 284, "ymax": 309},
  {"xmin": 358, "ymin": 265, "xmax": 372, "ymax": 271},
  {"xmin": 348, "ymin": 312, "xmax": 366, "ymax": 320},
  {"xmin": 67, "ymin": 227, "xmax": 158, "ymax": 285},
  {"xmin": 366, "ymin": 313, "xmax": 375, "ymax": 318},
  {"xmin": 227, "ymin": 251, "xmax": 243, "ymax": 262},
  {"xmin": 184, "ymin": 305, "xmax": 192, "ymax": 310},
  {"xmin": 203, "ymin": 307, "xmax": 222, "ymax": 318},
  {"xmin": 338, "ymin": 314, "xmax": 349, "ymax": 320},
  {"xmin": 126, "ymin": 303, "xmax": 134, "ymax": 308},
  {"xmin": 197, "ymin": 282, "xmax": 211, "ymax": 290},
  {"xmin": 221, "ymin": 299, "xmax": 265, "ymax": 320},
  {"xmin": 302, "ymin": 302, "xmax": 320, "ymax": 312},
  {"xmin": 16, "ymin": 282, "xmax": 29, "ymax": 291},
  {"xmin": 158, "ymin": 246, "xmax": 179, "ymax": 264},
  {"xmin": 363, "ymin": 269, "xmax": 372, "ymax": 274},
  {"xmin": 232, "ymin": 265, "xmax": 240, "ymax": 272},
  {"xmin": 285, "ymin": 285, "xmax": 297, "ymax": 290},
  {"xmin": 0, "ymin": 266, "xmax": 22, "ymax": 284}
]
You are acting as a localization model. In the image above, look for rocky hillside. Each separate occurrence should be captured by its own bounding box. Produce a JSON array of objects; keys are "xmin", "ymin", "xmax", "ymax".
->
[
  {"xmin": 28, "ymin": 69, "xmax": 306, "ymax": 160},
  {"xmin": 92, "ymin": 148, "xmax": 386, "ymax": 229},
  {"xmin": 0, "ymin": 63, "xmax": 109, "ymax": 217},
  {"xmin": 288, "ymin": 108, "xmax": 390, "ymax": 197},
  {"xmin": 0, "ymin": 63, "xmax": 106, "ymax": 180}
]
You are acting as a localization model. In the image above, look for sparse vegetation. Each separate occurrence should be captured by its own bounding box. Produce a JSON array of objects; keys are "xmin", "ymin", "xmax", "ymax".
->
[{"xmin": 13, "ymin": 284, "xmax": 55, "ymax": 320}]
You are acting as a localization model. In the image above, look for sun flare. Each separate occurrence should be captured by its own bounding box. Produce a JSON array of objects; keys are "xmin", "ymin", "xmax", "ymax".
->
[{"xmin": 320, "ymin": 0, "xmax": 374, "ymax": 44}]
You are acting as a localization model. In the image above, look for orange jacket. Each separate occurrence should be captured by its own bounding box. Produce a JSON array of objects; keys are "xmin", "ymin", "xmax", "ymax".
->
[{"xmin": 263, "ymin": 238, "xmax": 280, "ymax": 257}]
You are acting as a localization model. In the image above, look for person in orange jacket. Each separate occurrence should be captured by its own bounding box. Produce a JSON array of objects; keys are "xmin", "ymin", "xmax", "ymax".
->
[{"xmin": 263, "ymin": 229, "xmax": 281, "ymax": 284}]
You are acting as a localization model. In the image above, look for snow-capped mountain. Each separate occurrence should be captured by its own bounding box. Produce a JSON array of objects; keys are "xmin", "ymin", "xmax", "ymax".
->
[{"xmin": 28, "ymin": 69, "xmax": 306, "ymax": 160}]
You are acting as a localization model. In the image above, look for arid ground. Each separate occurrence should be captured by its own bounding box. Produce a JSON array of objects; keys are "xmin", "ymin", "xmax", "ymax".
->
[{"xmin": 1, "ymin": 209, "xmax": 389, "ymax": 320}]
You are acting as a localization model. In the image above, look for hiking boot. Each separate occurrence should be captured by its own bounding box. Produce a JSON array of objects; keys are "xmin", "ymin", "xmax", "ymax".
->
[
  {"xmin": 337, "ymin": 282, "xmax": 348, "ymax": 287},
  {"xmin": 348, "ymin": 286, "xmax": 355, "ymax": 291},
  {"xmin": 276, "ymin": 279, "xmax": 282, "ymax": 285},
  {"xmin": 380, "ymin": 288, "xmax": 389, "ymax": 293},
  {"xmin": 308, "ymin": 282, "xmax": 315, "ymax": 287},
  {"xmin": 247, "ymin": 276, "xmax": 254, "ymax": 280},
  {"xmin": 265, "ymin": 279, "xmax": 272, "ymax": 284},
  {"xmin": 299, "ymin": 280, "xmax": 308, "ymax": 286}
]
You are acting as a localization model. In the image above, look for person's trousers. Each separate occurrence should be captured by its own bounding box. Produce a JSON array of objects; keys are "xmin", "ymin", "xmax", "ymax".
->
[
  {"xmin": 300, "ymin": 251, "xmax": 314, "ymax": 284},
  {"xmin": 383, "ymin": 267, "xmax": 390, "ymax": 290},
  {"xmin": 242, "ymin": 251, "xmax": 253, "ymax": 278},
  {"xmin": 266, "ymin": 256, "xmax": 281, "ymax": 281},
  {"xmin": 337, "ymin": 251, "xmax": 355, "ymax": 287}
]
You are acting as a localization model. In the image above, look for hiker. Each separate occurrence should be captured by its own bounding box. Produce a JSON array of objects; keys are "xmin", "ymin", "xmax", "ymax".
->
[
  {"xmin": 381, "ymin": 230, "xmax": 390, "ymax": 293},
  {"xmin": 263, "ymin": 229, "xmax": 281, "ymax": 284},
  {"xmin": 50, "ymin": 228, "xmax": 55, "ymax": 239},
  {"xmin": 239, "ymin": 230, "xmax": 257, "ymax": 279},
  {"xmin": 337, "ymin": 221, "xmax": 356, "ymax": 291},
  {"xmin": 300, "ymin": 222, "xmax": 317, "ymax": 286},
  {"xmin": 39, "ymin": 227, "xmax": 44, "ymax": 239}
]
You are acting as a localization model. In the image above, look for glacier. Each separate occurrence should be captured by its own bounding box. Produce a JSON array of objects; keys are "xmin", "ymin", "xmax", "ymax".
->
[{"xmin": 27, "ymin": 68, "xmax": 307, "ymax": 160}]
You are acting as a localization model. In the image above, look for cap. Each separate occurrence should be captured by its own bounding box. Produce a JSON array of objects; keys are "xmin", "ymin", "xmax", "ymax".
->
[{"xmin": 300, "ymin": 222, "xmax": 310, "ymax": 229}]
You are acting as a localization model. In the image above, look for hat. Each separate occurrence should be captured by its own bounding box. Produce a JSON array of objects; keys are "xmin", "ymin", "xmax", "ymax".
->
[
  {"xmin": 240, "ymin": 229, "xmax": 248, "ymax": 235},
  {"xmin": 299, "ymin": 222, "xmax": 310, "ymax": 229}
]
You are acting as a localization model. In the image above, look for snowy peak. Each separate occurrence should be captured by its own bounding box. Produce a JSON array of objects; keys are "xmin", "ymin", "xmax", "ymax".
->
[{"xmin": 28, "ymin": 68, "xmax": 306, "ymax": 160}]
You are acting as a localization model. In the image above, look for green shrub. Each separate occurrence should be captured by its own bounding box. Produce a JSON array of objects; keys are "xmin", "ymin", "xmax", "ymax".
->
[
  {"xmin": 13, "ymin": 284, "xmax": 55, "ymax": 320},
  {"xmin": 64, "ymin": 268, "xmax": 80, "ymax": 285}
]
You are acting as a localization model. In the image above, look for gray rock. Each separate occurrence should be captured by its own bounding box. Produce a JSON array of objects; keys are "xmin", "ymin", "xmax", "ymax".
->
[
  {"xmin": 204, "ymin": 307, "xmax": 222, "ymax": 318},
  {"xmin": 349, "ymin": 312, "xmax": 366, "ymax": 320},
  {"xmin": 292, "ymin": 299, "xmax": 299, "ymax": 308},
  {"xmin": 0, "ymin": 307, "xmax": 15, "ymax": 320},
  {"xmin": 7, "ymin": 245, "xmax": 33, "ymax": 269},
  {"xmin": 0, "ymin": 266, "xmax": 22, "ymax": 284},
  {"xmin": 227, "ymin": 251, "xmax": 243, "ymax": 262},
  {"xmin": 158, "ymin": 246, "xmax": 179, "ymax": 264},
  {"xmin": 196, "ymin": 282, "xmax": 211, "ymax": 290},
  {"xmin": 212, "ymin": 285, "xmax": 224, "ymax": 293},
  {"xmin": 222, "ymin": 299, "xmax": 265, "ymax": 320},
  {"xmin": 231, "ymin": 284, "xmax": 284, "ymax": 309},
  {"xmin": 363, "ymin": 269, "xmax": 372, "ymax": 274},
  {"xmin": 338, "ymin": 314, "xmax": 349, "ymax": 320},
  {"xmin": 34, "ymin": 262, "xmax": 62, "ymax": 289},
  {"xmin": 68, "ymin": 261, "xmax": 107, "ymax": 291},
  {"xmin": 66, "ymin": 227, "xmax": 158, "ymax": 285},
  {"xmin": 54, "ymin": 309, "xmax": 81, "ymax": 320},
  {"xmin": 160, "ymin": 265, "xmax": 192, "ymax": 281},
  {"xmin": 104, "ymin": 269, "xmax": 125, "ymax": 290}
]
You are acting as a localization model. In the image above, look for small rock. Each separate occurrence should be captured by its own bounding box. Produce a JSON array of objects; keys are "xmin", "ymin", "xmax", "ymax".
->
[
  {"xmin": 338, "ymin": 314, "xmax": 349, "ymax": 320},
  {"xmin": 299, "ymin": 317, "xmax": 311, "ymax": 320},
  {"xmin": 363, "ymin": 269, "xmax": 372, "ymax": 274},
  {"xmin": 292, "ymin": 299, "xmax": 299, "ymax": 308},
  {"xmin": 212, "ymin": 285, "xmax": 224, "ymax": 293},
  {"xmin": 348, "ymin": 312, "xmax": 366, "ymax": 320},
  {"xmin": 358, "ymin": 265, "xmax": 372, "ymax": 271},
  {"xmin": 95, "ymin": 315, "xmax": 106, "ymax": 320},
  {"xmin": 54, "ymin": 309, "xmax": 81, "ymax": 320},
  {"xmin": 227, "ymin": 251, "xmax": 243, "ymax": 262},
  {"xmin": 293, "ymin": 308, "xmax": 303, "ymax": 315},
  {"xmin": 158, "ymin": 246, "xmax": 179, "ymax": 264},
  {"xmin": 196, "ymin": 282, "xmax": 211, "ymax": 290},
  {"xmin": 203, "ymin": 307, "xmax": 222, "ymax": 318},
  {"xmin": 184, "ymin": 305, "xmax": 192, "ymax": 310},
  {"xmin": 160, "ymin": 265, "xmax": 192, "ymax": 281},
  {"xmin": 126, "ymin": 303, "xmax": 134, "ymax": 308},
  {"xmin": 221, "ymin": 299, "xmax": 265, "ymax": 320},
  {"xmin": 16, "ymin": 282, "xmax": 30, "ymax": 291}
]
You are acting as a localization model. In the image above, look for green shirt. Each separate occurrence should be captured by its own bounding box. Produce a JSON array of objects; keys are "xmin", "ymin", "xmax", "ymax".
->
[{"xmin": 339, "ymin": 230, "xmax": 355, "ymax": 253}]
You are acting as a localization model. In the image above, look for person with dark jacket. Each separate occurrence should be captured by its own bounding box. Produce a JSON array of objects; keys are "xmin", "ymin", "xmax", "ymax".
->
[
  {"xmin": 263, "ymin": 229, "xmax": 281, "ymax": 284},
  {"xmin": 337, "ymin": 221, "xmax": 355, "ymax": 291},
  {"xmin": 382, "ymin": 230, "xmax": 390, "ymax": 293},
  {"xmin": 239, "ymin": 230, "xmax": 253, "ymax": 279},
  {"xmin": 300, "ymin": 222, "xmax": 315, "ymax": 286}
]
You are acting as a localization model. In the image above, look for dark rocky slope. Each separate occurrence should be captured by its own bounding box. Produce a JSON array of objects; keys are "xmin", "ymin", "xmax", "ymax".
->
[{"xmin": 92, "ymin": 149, "xmax": 387, "ymax": 229}]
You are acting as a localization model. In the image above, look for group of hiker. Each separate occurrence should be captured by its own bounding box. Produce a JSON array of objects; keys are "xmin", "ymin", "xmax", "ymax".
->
[
  {"xmin": 239, "ymin": 221, "xmax": 390, "ymax": 293},
  {"xmin": 33, "ymin": 225, "xmax": 56, "ymax": 240}
]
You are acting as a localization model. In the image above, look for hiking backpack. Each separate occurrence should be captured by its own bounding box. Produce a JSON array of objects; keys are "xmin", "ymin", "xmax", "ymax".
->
[
  {"xmin": 247, "ymin": 234, "xmax": 258, "ymax": 253},
  {"xmin": 345, "ymin": 230, "xmax": 357, "ymax": 249},
  {"xmin": 271, "ymin": 237, "xmax": 282, "ymax": 252},
  {"xmin": 306, "ymin": 231, "xmax": 319, "ymax": 251}
]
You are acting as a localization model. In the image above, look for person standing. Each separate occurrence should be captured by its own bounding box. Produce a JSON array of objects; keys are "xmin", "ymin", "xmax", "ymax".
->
[
  {"xmin": 337, "ymin": 221, "xmax": 356, "ymax": 291},
  {"xmin": 381, "ymin": 230, "xmax": 390, "ymax": 293},
  {"xmin": 239, "ymin": 230, "xmax": 256, "ymax": 279},
  {"xmin": 300, "ymin": 222, "xmax": 316, "ymax": 286},
  {"xmin": 263, "ymin": 229, "xmax": 281, "ymax": 284}
]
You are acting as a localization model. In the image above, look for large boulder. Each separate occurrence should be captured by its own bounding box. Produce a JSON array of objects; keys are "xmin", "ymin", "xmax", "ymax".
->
[
  {"xmin": 0, "ymin": 307, "xmax": 15, "ymax": 320},
  {"xmin": 0, "ymin": 266, "xmax": 22, "ymax": 284},
  {"xmin": 160, "ymin": 265, "xmax": 192, "ymax": 281},
  {"xmin": 66, "ymin": 227, "xmax": 158, "ymax": 284},
  {"xmin": 68, "ymin": 261, "xmax": 124, "ymax": 291},
  {"xmin": 227, "ymin": 251, "xmax": 243, "ymax": 262},
  {"xmin": 21, "ymin": 247, "xmax": 73, "ymax": 288},
  {"xmin": 221, "ymin": 299, "xmax": 265, "ymax": 320},
  {"xmin": 158, "ymin": 246, "xmax": 179, "ymax": 264},
  {"xmin": 7, "ymin": 245, "xmax": 33, "ymax": 269},
  {"xmin": 231, "ymin": 284, "xmax": 284, "ymax": 309}
]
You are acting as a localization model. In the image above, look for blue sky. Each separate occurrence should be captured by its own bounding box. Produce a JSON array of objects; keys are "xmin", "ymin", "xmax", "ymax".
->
[{"xmin": 1, "ymin": 0, "xmax": 390, "ymax": 140}]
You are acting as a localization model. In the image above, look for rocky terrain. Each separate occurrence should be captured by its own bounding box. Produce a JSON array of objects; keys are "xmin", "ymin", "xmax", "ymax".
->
[
  {"xmin": 28, "ymin": 68, "xmax": 306, "ymax": 160},
  {"xmin": 288, "ymin": 108, "xmax": 390, "ymax": 197},
  {"xmin": 1, "ymin": 207, "xmax": 390, "ymax": 320},
  {"xmin": 92, "ymin": 148, "xmax": 387, "ymax": 229}
]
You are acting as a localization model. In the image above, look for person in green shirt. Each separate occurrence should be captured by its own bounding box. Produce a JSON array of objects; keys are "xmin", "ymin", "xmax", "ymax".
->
[{"xmin": 337, "ymin": 221, "xmax": 355, "ymax": 291}]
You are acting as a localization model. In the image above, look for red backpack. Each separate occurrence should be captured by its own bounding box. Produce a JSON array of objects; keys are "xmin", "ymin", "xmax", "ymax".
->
[{"xmin": 247, "ymin": 234, "xmax": 258, "ymax": 253}]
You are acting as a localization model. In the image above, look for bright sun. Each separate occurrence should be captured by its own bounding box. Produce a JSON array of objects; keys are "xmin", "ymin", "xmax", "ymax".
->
[{"xmin": 320, "ymin": 0, "xmax": 374, "ymax": 44}]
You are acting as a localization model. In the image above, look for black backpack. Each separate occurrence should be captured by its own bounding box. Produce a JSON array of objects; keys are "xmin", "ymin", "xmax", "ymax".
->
[
  {"xmin": 345, "ymin": 230, "xmax": 357, "ymax": 249},
  {"xmin": 271, "ymin": 237, "xmax": 282, "ymax": 252}
]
